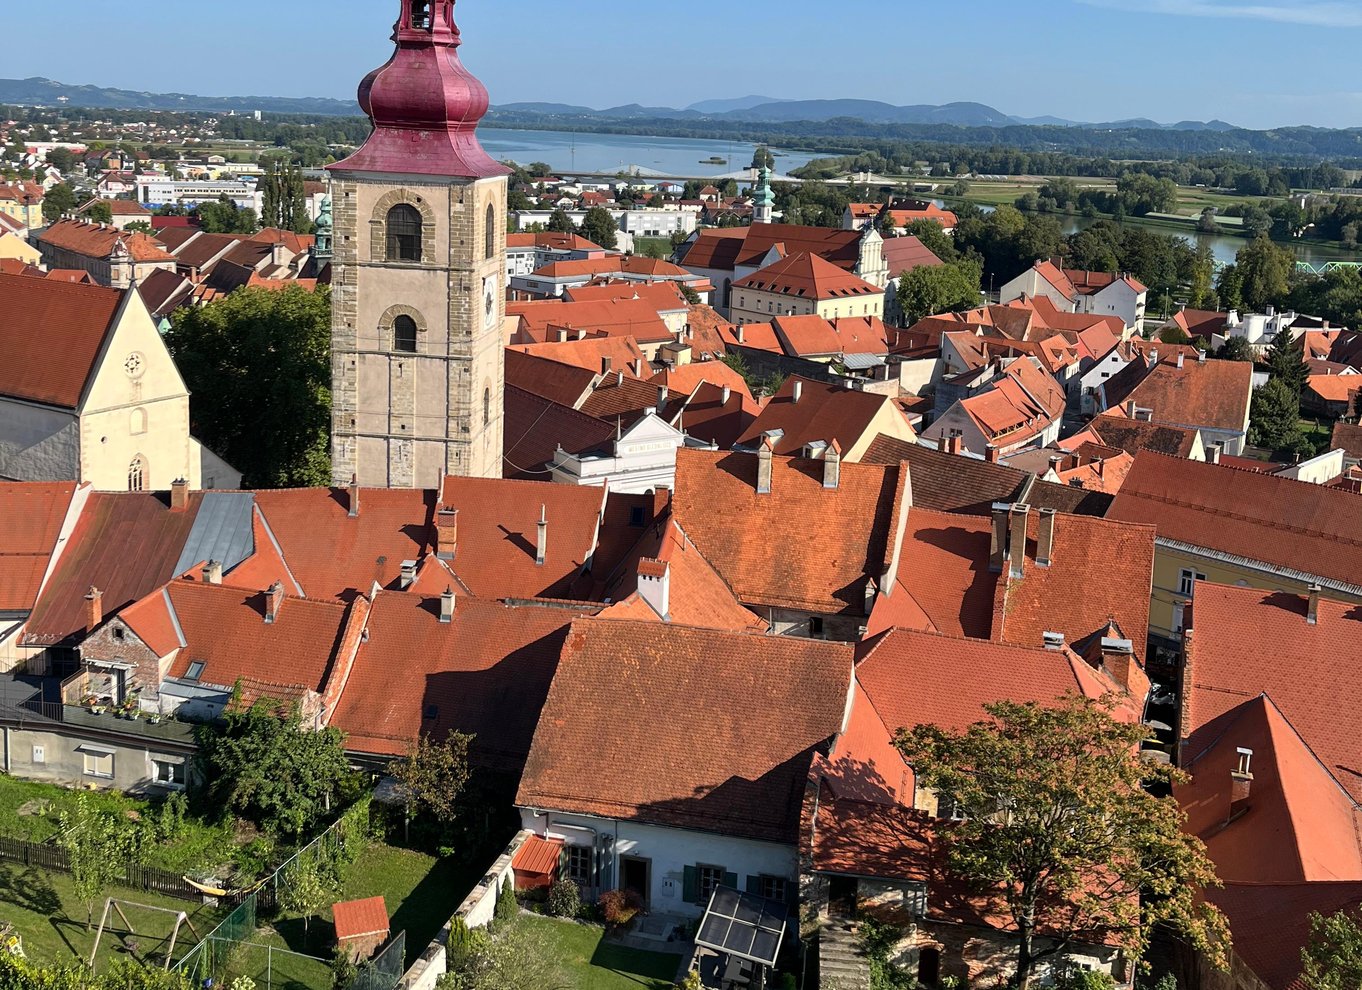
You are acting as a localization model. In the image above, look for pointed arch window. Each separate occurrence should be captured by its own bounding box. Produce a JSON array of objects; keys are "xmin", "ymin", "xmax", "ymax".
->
[
  {"xmin": 128, "ymin": 456, "xmax": 145, "ymax": 493},
  {"xmin": 393, "ymin": 315, "xmax": 419, "ymax": 353},
  {"xmin": 485, "ymin": 204, "xmax": 496, "ymax": 260},
  {"xmin": 483, "ymin": 387, "xmax": 491, "ymax": 426},
  {"xmin": 386, "ymin": 204, "xmax": 423, "ymax": 262},
  {"xmin": 410, "ymin": 0, "xmax": 433, "ymax": 30}
]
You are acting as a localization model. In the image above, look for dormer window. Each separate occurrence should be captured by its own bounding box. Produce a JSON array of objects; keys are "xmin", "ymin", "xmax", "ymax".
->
[{"xmin": 410, "ymin": 0, "xmax": 432, "ymax": 29}]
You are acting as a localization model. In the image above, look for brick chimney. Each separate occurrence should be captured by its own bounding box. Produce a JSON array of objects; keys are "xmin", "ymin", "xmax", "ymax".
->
[
  {"xmin": 1229, "ymin": 748, "xmax": 1254, "ymax": 823},
  {"xmin": 1008, "ymin": 504, "xmax": 1030, "ymax": 579},
  {"xmin": 985, "ymin": 444, "xmax": 1000, "ymax": 463},
  {"xmin": 945, "ymin": 430, "xmax": 963, "ymax": 456},
  {"xmin": 202, "ymin": 560, "xmax": 223, "ymax": 585},
  {"xmin": 989, "ymin": 503, "xmax": 1009, "ymax": 574},
  {"xmin": 637, "ymin": 558, "xmax": 670, "ymax": 620},
  {"xmin": 823, "ymin": 441, "xmax": 841, "ymax": 490},
  {"xmin": 439, "ymin": 586, "xmax": 455, "ymax": 624},
  {"xmin": 264, "ymin": 581, "xmax": 284, "ymax": 624},
  {"xmin": 170, "ymin": 478, "xmax": 189, "ymax": 511},
  {"xmin": 756, "ymin": 439, "xmax": 773, "ymax": 494},
  {"xmin": 1307, "ymin": 584, "xmax": 1321, "ymax": 625},
  {"xmin": 435, "ymin": 507, "xmax": 458, "ymax": 561},
  {"xmin": 1036, "ymin": 508, "xmax": 1057, "ymax": 567},
  {"xmin": 536, "ymin": 505, "xmax": 547, "ymax": 566},
  {"xmin": 348, "ymin": 474, "xmax": 360, "ymax": 518},
  {"xmin": 85, "ymin": 586, "xmax": 103, "ymax": 632}
]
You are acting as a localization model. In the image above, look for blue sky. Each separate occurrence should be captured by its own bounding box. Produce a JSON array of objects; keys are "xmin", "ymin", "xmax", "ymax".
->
[{"xmin": 8, "ymin": 0, "xmax": 1362, "ymax": 129}]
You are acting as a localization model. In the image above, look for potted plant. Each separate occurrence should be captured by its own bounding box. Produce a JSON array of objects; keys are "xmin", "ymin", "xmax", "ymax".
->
[{"xmin": 148, "ymin": 711, "xmax": 162, "ymax": 725}]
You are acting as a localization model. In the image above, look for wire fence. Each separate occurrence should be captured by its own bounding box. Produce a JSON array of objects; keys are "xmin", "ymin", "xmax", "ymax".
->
[
  {"xmin": 182, "ymin": 934, "xmax": 332, "ymax": 990},
  {"xmin": 0, "ymin": 834, "xmax": 202, "ymax": 901},
  {"xmin": 176, "ymin": 893, "xmax": 257, "ymax": 984},
  {"xmin": 351, "ymin": 932, "xmax": 405, "ymax": 990},
  {"xmin": 259, "ymin": 801, "xmax": 371, "ymax": 914}
]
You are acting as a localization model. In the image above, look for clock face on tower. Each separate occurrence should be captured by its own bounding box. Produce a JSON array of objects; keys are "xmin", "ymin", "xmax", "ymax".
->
[{"xmin": 483, "ymin": 276, "xmax": 497, "ymax": 329}]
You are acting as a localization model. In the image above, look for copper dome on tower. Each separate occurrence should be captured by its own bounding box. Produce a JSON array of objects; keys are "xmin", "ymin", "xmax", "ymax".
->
[{"xmin": 330, "ymin": 0, "xmax": 509, "ymax": 179}]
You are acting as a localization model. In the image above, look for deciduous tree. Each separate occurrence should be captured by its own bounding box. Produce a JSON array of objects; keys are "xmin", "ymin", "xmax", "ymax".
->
[
  {"xmin": 896, "ymin": 695, "xmax": 1226, "ymax": 990},
  {"xmin": 57, "ymin": 796, "xmax": 135, "ymax": 930},
  {"xmin": 391, "ymin": 733, "xmax": 474, "ymax": 825},
  {"xmin": 1303, "ymin": 905, "xmax": 1362, "ymax": 990},
  {"xmin": 897, "ymin": 260, "xmax": 982, "ymax": 325}
]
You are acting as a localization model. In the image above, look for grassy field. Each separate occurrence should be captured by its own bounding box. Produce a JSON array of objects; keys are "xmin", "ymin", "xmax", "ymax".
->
[
  {"xmin": 0, "ymin": 861, "xmax": 225, "ymax": 973},
  {"xmin": 520, "ymin": 914, "xmax": 684, "ymax": 990},
  {"xmin": 941, "ymin": 177, "xmax": 1281, "ymax": 220}
]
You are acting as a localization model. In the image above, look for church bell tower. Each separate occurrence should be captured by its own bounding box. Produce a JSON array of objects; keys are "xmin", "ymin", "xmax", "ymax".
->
[{"xmin": 327, "ymin": 0, "xmax": 509, "ymax": 488}]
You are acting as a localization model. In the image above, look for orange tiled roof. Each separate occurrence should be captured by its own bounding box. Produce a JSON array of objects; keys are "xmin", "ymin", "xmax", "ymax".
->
[
  {"xmin": 506, "ymin": 232, "xmax": 603, "ymax": 251},
  {"xmin": 563, "ymin": 281, "xmax": 688, "ymax": 311},
  {"xmin": 0, "ymin": 274, "xmax": 124, "ymax": 408},
  {"xmin": 512, "ymin": 335, "xmax": 647, "ymax": 377},
  {"xmin": 0, "ymin": 482, "xmax": 77, "ymax": 612},
  {"xmin": 333, "ymin": 897, "xmax": 389, "ymax": 941},
  {"xmin": 1306, "ymin": 373, "xmax": 1361, "ymax": 403},
  {"xmin": 736, "ymin": 376, "xmax": 910, "ymax": 456},
  {"xmin": 516, "ymin": 617, "xmax": 852, "ymax": 842},
  {"xmin": 38, "ymin": 219, "xmax": 173, "ymax": 263},
  {"xmin": 732, "ymin": 252, "xmax": 880, "ymax": 300},
  {"xmin": 509, "ymin": 298, "xmax": 674, "ymax": 344},
  {"xmin": 1104, "ymin": 355, "xmax": 1253, "ymax": 433}
]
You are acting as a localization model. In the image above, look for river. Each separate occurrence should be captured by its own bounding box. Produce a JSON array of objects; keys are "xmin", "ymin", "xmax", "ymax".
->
[
  {"xmin": 1058, "ymin": 216, "xmax": 1357, "ymax": 269},
  {"xmin": 478, "ymin": 126, "xmax": 818, "ymax": 177}
]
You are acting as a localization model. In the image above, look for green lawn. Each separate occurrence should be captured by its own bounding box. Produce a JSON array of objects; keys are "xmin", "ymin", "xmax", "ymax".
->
[
  {"xmin": 520, "ymin": 914, "xmax": 684, "ymax": 990},
  {"xmin": 0, "ymin": 861, "xmax": 225, "ymax": 973}
]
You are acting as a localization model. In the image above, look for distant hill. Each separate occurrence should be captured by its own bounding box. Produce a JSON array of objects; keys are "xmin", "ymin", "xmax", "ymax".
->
[
  {"xmin": 686, "ymin": 95, "xmax": 789, "ymax": 114},
  {"xmin": 0, "ymin": 76, "xmax": 357, "ymax": 115}
]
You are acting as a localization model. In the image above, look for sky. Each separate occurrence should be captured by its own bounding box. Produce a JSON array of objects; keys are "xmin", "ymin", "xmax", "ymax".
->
[{"xmin": 7, "ymin": 0, "xmax": 1362, "ymax": 129}]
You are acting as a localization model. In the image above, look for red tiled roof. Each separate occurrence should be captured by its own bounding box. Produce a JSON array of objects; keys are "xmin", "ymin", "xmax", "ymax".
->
[
  {"xmin": 504, "ymin": 349, "xmax": 598, "ymax": 409},
  {"xmin": 512, "ymin": 834, "xmax": 564, "ymax": 877},
  {"xmin": 1206, "ymin": 882, "xmax": 1362, "ymax": 990},
  {"xmin": 503, "ymin": 384, "xmax": 617, "ymax": 479},
  {"xmin": 516, "ymin": 618, "xmax": 852, "ymax": 842},
  {"xmin": 732, "ymin": 252, "xmax": 880, "ymax": 300},
  {"xmin": 509, "ymin": 298, "xmax": 674, "ymax": 344},
  {"xmin": 1306, "ymin": 373, "xmax": 1361, "ymax": 404},
  {"xmin": 1108, "ymin": 452, "xmax": 1362, "ymax": 591},
  {"xmin": 562, "ymin": 282, "xmax": 688, "ymax": 312},
  {"xmin": 736, "ymin": 376, "xmax": 910, "ymax": 456},
  {"xmin": 333, "ymin": 897, "xmax": 389, "ymax": 941},
  {"xmin": 537, "ymin": 256, "xmax": 692, "ymax": 280},
  {"xmin": 1104, "ymin": 356, "xmax": 1253, "ymax": 433},
  {"xmin": 38, "ymin": 219, "xmax": 173, "ymax": 263},
  {"xmin": 331, "ymin": 593, "xmax": 593, "ymax": 765},
  {"xmin": 672, "ymin": 381, "xmax": 758, "ymax": 450},
  {"xmin": 672, "ymin": 450, "xmax": 908, "ymax": 615},
  {"xmin": 579, "ymin": 375, "xmax": 685, "ymax": 423},
  {"xmin": 770, "ymin": 315, "xmax": 841, "ymax": 357},
  {"xmin": 1087, "ymin": 413, "xmax": 1200, "ymax": 459},
  {"xmin": 0, "ymin": 482, "xmax": 76, "ymax": 612},
  {"xmin": 506, "ymin": 232, "xmax": 603, "ymax": 251},
  {"xmin": 650, "ymin": 361, "xmax": 754, "ymax": 405},
  {"xmin": 1331, "ymin": 421, "xmax": 1362, "ymax": 459},
  {"xmin": 0, "ymin": 274, "xmax": 124, "ymax": 408},
  {"xmin": 511, "ymin": 336, "xmax": 647, "ymax": 378}
]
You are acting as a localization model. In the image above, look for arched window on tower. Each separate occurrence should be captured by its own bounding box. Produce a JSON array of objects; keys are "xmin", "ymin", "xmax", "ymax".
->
[
  {"xmin": 483, "ymin": 387, "xmax": 491, "ymax": 426},
  {"xmin": 410, "ymin": 0, "xmax": 432, "ymax": 30},
  {"xmin": 485, "ymin": 204, "xmax": 496, "ymax": 260},
  {"xmin": 386, "ymin": 204, "xmax": 423, "ymax": 262},
  {"xmin": 128, "ymin": 456, "xmax": 145, "ymax": 493},
  {"xmin": 393, "ymin": 315, "xmax": 419, "ymax": 353}
]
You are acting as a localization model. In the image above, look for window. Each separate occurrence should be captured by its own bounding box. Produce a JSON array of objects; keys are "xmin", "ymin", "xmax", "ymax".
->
[
  {"xmin": 1172, "ymin": 601, "xmax": 1187, "ymax": 634},
  {"xmin": 409, "ymin": 0, "xmax": 432, "ymax": 29},
  {"xmin": 753, "ymin": 875, "xmax": 788, "ymax": 902},
  {"xmin": 629, "ymin": 506, "xmax": 646, "ymax": 527},
  {"xmin": 152, "ymin": 759, "xmax": 185, "ymax": 788},
  {"xmin": 564, "ymin": 845, "xmax": 592, "ymax": 886},
  {"xmin": 184, "ymin": 660, "xmax": 205, "ymax": 682},
  {"xmin": 485, "ymin": 204, "xmax": 496, "ymax": 259},
  {"xmin": 937, "ymin": 792, "xmax": 967, "ymax": 821},
  {"xmin": 127, "ymin": 456, "xmax": 145, "ymax": 492},
  {"xmin": 1178, "ymin": 568, "xmax": 1206, "ymax": 597},
  {"xmin": 130, "ymin": 407, "xmax": 147, "ymax": 435},
  {"xmin": 83, "ymin": 750, "xmax": 114, "ymax": 779},
  {"xmin": 808, "ymin": 617, "xmax": 825, "ymax": 638},
  {"xmin": 696, "ymin": 865, "xmax": 725, "ymax": 904},
  {"xmin": 386, "ymin": 204, "xmax": 423, "ymax": 262},
  {"xmin": 483, "ymin": 387, "xmax": 491, "ymax": 426},
  {"xmin": 393, "ymin": 315, "xmax": 418, "ymax": 353}
]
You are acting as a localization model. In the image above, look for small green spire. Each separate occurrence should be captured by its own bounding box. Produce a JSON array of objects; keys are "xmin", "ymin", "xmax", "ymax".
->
[
  {"xmin": 752, "ymin": 165, "xmax": 775, "ymax": 207},
  {"xmin": 315, "ymin": 195, "xmax": 333, "ymax": 258}
]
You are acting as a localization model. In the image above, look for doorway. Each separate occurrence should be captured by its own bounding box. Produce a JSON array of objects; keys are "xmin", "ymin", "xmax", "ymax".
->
[
  {"xmin": 827, "ymin": 876, "xmax": 858, "ymax": 919},
  {"xmin": 918, "ymin": 947, "xmax": 941, "ymax": 986},
  {"xmin": 620, "ymin": 856, "xmax": 651, "ymax": 908}
]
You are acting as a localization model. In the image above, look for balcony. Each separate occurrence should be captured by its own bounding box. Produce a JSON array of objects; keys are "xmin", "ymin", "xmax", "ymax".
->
[{"xmin": 59, "ymin": 705, "xmax": 197, "ymax": 746}]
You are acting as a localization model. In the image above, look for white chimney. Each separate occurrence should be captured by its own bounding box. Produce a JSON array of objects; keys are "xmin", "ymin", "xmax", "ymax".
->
[
  {"xmin": 536, "ymin": 505, "xmax": 547, "ymax": 566},
  {"xmin": 637, "ymin": 558, "xmax": 670, "ymax": 620},
  {"xmin": 792, "ymin": 380, "xmax": 803, "ymax": 404},
  {"xmin": 400, "ymin": 559, "xmax": 417, "ymax": 590},
  {"xmin": 440, "ymin": 586, "xmax": 455, "ymax": 624}
]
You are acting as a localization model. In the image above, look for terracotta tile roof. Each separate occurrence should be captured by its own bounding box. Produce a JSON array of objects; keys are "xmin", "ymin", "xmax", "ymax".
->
[
  {"xmin": 508, "ymin": 298, "xmax": 674, "ymax": 344},
  {"xmin": 538, "ymin": 256, "xmax": 693, "ymax": 280},
  {"xmin": 435, "ymin": 476, "xmax": 606, "ymax": 601},
  {"xmin": 959, "ymin": 358, "xmax": 1066, "ymax": 444},
  {"xmin": 732, "ymin": 252, "xmax": 880, "ymax": 301},
  {"xmin": 736, "ymin": 376, "xmax": 910, "ymax": 456},
  {"xmin": 562, "ymin": 282, "xmax": 688, "ymax": 312},
  {"xmin": 1206, "ymin": 882, "xmax": 1362, "ymax": 990},
  {"xmin": 1171, "ymin": 308, "xmax": 1230, "ymax": 338},
  {"xmin": 682, "ymin": 304, "xmax": 734, "ymax": 360},
  {"xmin": 830, "ymin": 316, "xmax": 893, "ymax": 356},
  {"xmin": 503, "ymin": 384, "xmax": 616, "ymax": 479},
  {"xmin": 650, "ymin": 361, "xmax": 754, "ymax": 406},
  {"xmin": 0, "ymin": 274, "xmax": 125, "ymax": 408},
  {"xmin": 507, "ymin": 232, "xmax": 603, "ymax": 251},
  {"xmin": 721, "ymin": 321, "xmax": 781, "ymax": 353},
  {"xmin": 1331, "ymin": 421, "xmax": 1362, "ymax": 459},
  {"xmin": 517, "ymin": 617, "xmax": 852, "ymax": 842},
  {"xmin": 170, "ymin": 232, "xmax": 244, "ymax": 271},
  {"xmin": 38, "ymin": 219, "xmax": 173, "ymax": 263},
  {"xmin": 504, "ymin": 349, "xmax": 598, "ymax": 409},
  {"xmin": 252, "ymin": 487, "xmax": 434, "ymax": 603},
  {"xmin": 674, "ymin": 228, "xmax": 748, "ymax": 271},
  {"xmin": 79, "ymin": 199, "xmax": 150, "ymax": 217},
  {"xmin": 1061, "ymin": 267, "xmax": 1146, "ymax": 296},
  {"xmin": 770, "ymin": 315, "xmax": 841, "ymax": 357},
  {"xmin": 511, "ymin": 335, "xmax": 647, "ymax": 378},
  {"xmin": 579, "ymin": 375, "xmax": 685, "ymax": 424},
  {"xmin": 1086, "ymin": 412, "xmax": 1200, "ymax": 458},
  {"xmin": 333, "ymin": 897, "xmax": 389, "ymax": 941},
  {"xmin": 22, "ymin": 492, "xmax": 206, "ymax": 647},
  {"xmin": 1306, "ymin": 373, "xmax": 1362, "ymax": 404},
  {"xmin": 672, "ymin": 449, "xmax": 908, "ymax": 615},
  {"xmin": 893, "ymin": 511, "xmax": 996, "ymax": 638},
  {"xmin": 670, "ymin": 381, "xmax": 758, "ymax": 450},
  {"xmin": 0, "ymin": 482, "xmax": 77, "ymax": 612},
  {"xmin": 137, "ymin": 268, "xmax": 194, "ymax": 319},
  {"xmin": 1032, "ymin": 260, "xmax": 1078, "ymax": 302},
  {"xmin": 0, "ymin": 214, "xmax": 27, "ymax": 235},
  {"xmin": 1185, "ymin": 582, "xmax": 1362, "ymax": 803},
  {"xmin": 331, "ymin": 593, "xmax": 593, "ymax": 765},
  {"xmin": 1108, "ymin": 452, "xmax": 1362, "ymax": 591},
  {"xmin": 512, "ymin": 834, "xmax": 564, "ymax": 877},
  {"xmin": 1104, "ymin": 355, "xmax": 1253, "ymax": 433}
]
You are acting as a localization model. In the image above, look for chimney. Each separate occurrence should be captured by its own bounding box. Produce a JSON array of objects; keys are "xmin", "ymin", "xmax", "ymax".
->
[
  {"xmin": 1008, "ymin": 503, "xmax": 1030, "ymax": 579},
  {"xmin": 947, "ymin": 430, "xmax": 964, "ymax": 456},
  {"xmin": 736, "ymin": 324, "xmax": 745, "ymax": 344},
  {"xmin": 1307, "ymin": 584, "xmax": 1321, "ymax": 625},
  {"xmin": 1043, "ymin": 631, "xmax": 1065, "ymax": 651},
  {"xmin": 721, "ymin": 385, "xmax": 731, "ymax": 405},
  {"xmin": 202, "ymin": 560, "xmax": 223, "ymax": 585},
  {"xmin": 536, "ymin": 505, "xmax": 548, "ymax": 566},
  {"xmin": 1124, "ymin": 399, "xmax": 1136, "ymax": 419},
  {"xmin": 601, "ymin": 355, "xmax": 613, "ymax": 374},
  {"xmin": 1209, "ymin": 442, "xmax": 1222, "ymax": 465},
  {"xmin": 1198, "ymin": 349, "xmax": 1207, "ymax": 363},
  {"xmin": 637, "ymin": 558, "xmax": 670, "ymax": 619},
  {"xmin": 1176, "ymin": 351, "xmax": 1185, "ymax": 370},
  {"xmin": 633, "ymin": 358, "xmax": 644, "ymax": 377},
  {"xmin": 435, "ymin": 507, "xmax": 458, "ymax": 561},
  {"xmin": 756, "ymin": 439, "xmax": 773, "ymax": 495},
  {"xmin": 1037, "ymin": 508, "xmax": 1057, "ymax": 567},
  {"xmin": 440, "ymin": 586, "xmax": 455, "ymax": 624},
  {"xmin": 823, "ymin": 441, "xmax": 842, "ymax": 490},
  {"xmin": 792, "ymin": 380, "xmax": 803, "ymax": 404},
  {"xmin": 348, "ymin": 474, "xmax": 360, "ymax": 518},
  {"xmin": 85, "ymin": 586, "xmax": 103, "ymax": 632},
  {"xmin": 1229, "ymin": 748, "xmax": 1254, "ymax": 823},
  {"xmin": 989, "ymin": 503, "xmax": 1009, "ymax": 574},
  {"xmin": 657, "ymin": 385, "xmax": 668, "ymax": 410},
  {"xmin": 170, "ymin": 478, "xmax": 189, "ymax": 511},
  {"xmin": 400, "ymin": 559, "xmax": 417, "ymax": 590},
  {"xmin": 264, "ymin": 581, "xmax": 284, "ymax": 624},
  {"xmin": 985, "ymin": 444, "xmax": 1000, "ymax": 464}
]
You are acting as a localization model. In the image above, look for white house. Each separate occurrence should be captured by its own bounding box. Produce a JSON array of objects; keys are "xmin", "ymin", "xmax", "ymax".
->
[
  {"xmin": 999, "ymin": 260, "xmax": 1147, "ymax": 336},
  {"xmin": 548, "ymin": 413, "xmax": 716, "ymax": 494}
]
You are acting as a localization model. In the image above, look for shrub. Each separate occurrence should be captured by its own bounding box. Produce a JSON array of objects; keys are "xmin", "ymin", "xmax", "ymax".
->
[
  {"xmin": 493, "ymin": 874, "xmax": 518, "ymax": 928},
  {"xmin": 598, "ymin": 888, "xmax": 645, "ymax": 928},
  {"xmin": 546, "ymin": 878, "xmax": 581, "ymax": 918},
  {"xmin": 1055, "ymin": 969, "xmax": 1118, "ymax": 990}
]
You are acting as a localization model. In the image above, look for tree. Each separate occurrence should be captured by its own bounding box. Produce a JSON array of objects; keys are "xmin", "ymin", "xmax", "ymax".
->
[
  {"xmin": 260, "ymin": 158, "xmax": 309, "ymax": 233},
  {"xmin": 750, "ymin": 145, "xmax": 774, "ymax": 170},
  {"xmin": 494, "ymin": 875, "xmax": 518, "ymax": 929},
  {"xmin": 879, "ymin": 212, "xmax": 897, "ymax": 239},
  {"xmin": 42, "ymin": 182, "xmax": 77, "ymax": 222},
  {"xmin": 1215, "ymin": 336, "xmax": 1254, "ymax": 362},
  {"xmin": 1236, "ymin": 235, "xmax": 1294, "ymax": 312},
  {"xmin": 195, "ymin": 195, "xmax": 257, "ymax": 234},
  {"xmin": 125, "ymin": 220, "xmax": 153, "ymax": 234},
  {"xmin": 1266, "ymin": 329, "xmax": 1309, "ymax": 397},
  {"xmin": 194, "ymin": 698, "xmax": 357, "ymax": 839},
  {"xmin": 1302, "ymin": 905, "xmax": 1362, "ymax": 990},
  {"xmin": 57, "ymin": 796, "xmax": 135, "ymax": 930},
  {"xmin": 897, "ymin": 695, "xmax": 1226, "ymax": 990},
  {"xmin": 279, "ymin": 856, "xmax": 333, "ymax": 941},
  {"xmin": 904, "ymin": 218, "xmax": 957, "ymax": 262},
  {"xmin": 166, "ymin": 286, "xmax": 331, "ymax": 488},
  {"xmin": 1188, "ymin": 242, "xmax": 1217, "ymax": 310},
  {"xmin": 84, "ymin": 201, "xmax": 113, "ymax": 224},
  {"xmin": 391, "ymin": 732, "xmax": 474, "ymax": 826},
  {"xmin": 440, "ymin": 917, "xmax": 569, "ymax": 990},
  {"xmin": 1198, "ymin": 208, "xmax": 1219, "ymax": 233},
  {"xmin": 577, "ymin": 206, "xmax": 618, "ymax": 251},
  {"xmin": 1250, "ymin": 377, "xmax": 1307, "ymax": 455},
  {"xmin": 897, "ymin": 260, "xmax": 982, "ymax": 325},
  {"xmin": 46, "ymin": 147, "xmax": 76, "ymax": 172},
  {"xmin": 546, "ymin": 207, "xmax": 574, "ymax": 234}
]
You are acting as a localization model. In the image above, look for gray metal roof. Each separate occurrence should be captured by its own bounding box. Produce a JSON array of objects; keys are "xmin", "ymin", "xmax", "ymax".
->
[
  {"xmin": 840, "ymin": 353, "xmax": 886, "ymax": 370},
  {"xmin": 172, "ymin": 492, "xmax": 255, "ymax": 577}
]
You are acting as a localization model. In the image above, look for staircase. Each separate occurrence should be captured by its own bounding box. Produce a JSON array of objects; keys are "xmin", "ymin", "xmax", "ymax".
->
[{"xmin": 819, "ymin": 920, "xmax": 871, "ymax": 989}]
